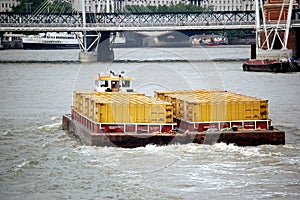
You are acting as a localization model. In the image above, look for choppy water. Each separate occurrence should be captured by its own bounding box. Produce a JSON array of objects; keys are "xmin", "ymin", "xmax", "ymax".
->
[{"xmin": 0, "ymin": 47, "xmax": 299, "ymax": 199}]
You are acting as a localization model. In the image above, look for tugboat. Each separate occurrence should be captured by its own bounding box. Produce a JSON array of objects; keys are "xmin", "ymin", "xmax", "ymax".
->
[{"xmin": 62, "ymin": 71, "xmax": 285, "ymax": 148}]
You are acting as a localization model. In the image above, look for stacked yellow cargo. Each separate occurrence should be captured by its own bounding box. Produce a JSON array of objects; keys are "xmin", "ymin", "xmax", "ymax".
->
[
  {"xmin": 88, "ymin": 98, "xmax": 95, "ymax": 120},
  {"xmin": 73, "ymin": 91, "xmax": 95, "ymax": 113},
  {"xmin": 155, "ymin": 90, "xmax": 268, "ymax": 122},
  {"xmin": 154, "ymin": 90, "xmax": 175, "ymax": 101},
  {"xmin": 73, "ymin": 91, "xmax": 173, "ymax": 124}
]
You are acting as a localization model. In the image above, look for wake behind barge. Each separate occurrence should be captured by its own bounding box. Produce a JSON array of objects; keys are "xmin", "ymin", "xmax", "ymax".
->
[{"xmin": 62, "ymin": 71, "xmax": 285, "ymax": 148}]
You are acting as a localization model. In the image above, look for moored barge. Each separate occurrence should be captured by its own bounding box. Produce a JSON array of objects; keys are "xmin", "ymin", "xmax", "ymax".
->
[
  {"xmin": 62, "ymin": 71, "xmax": 285, "ymax": 147},
  {"xmin": 242, "ymin": 59, "xmax": 300, "ymax": 73}
]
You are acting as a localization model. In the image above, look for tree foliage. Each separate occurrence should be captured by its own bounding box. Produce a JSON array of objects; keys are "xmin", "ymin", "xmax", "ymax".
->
[
  {"xmin": 124, "ymin": 3, "xmax": 213, "ymax": 13},
  {"xmin": 12, "ymin": 0, "xmax": 73, "ymax": 13}
]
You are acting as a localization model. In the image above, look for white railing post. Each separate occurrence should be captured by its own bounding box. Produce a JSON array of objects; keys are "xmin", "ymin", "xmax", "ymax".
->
[{"xmin": 283, "ymin": 0, "xmax": 294, "ymax": 49}]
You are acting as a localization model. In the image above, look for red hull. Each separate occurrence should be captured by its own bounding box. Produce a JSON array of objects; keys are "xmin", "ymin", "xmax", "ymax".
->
[
  {"xmin": 62, "ymin": 108, "xmax": 285, "ymax": 148},
  {"xmin": 242, "ymin": 59, "xmax": 300, "ymax": 72}
]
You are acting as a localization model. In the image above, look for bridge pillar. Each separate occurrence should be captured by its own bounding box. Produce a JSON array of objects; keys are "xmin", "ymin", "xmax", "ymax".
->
[
  {"xmin": 79, "ymin": 31, "xmax": 99, "ymax": 62},
  {"xmin": 295, "ymin": 28, "xmax": 300, "ymax": 59},
  {"xmin": 97, "ymin": 31, "xmax": 114, "ymax": 62},
  {"xmin": 78, "ymin": 31, "xmax": 114, "ymax": 62},
  {"xmin": 257, "ymin": 0, "xmax": 299, "ymax": 59}
]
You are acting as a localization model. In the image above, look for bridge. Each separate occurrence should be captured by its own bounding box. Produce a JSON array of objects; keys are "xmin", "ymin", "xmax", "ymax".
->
[
  {"xmin": 0, "ymin": 9, "xmax": 300, "ymax": 61},
  {"xmin": 1, "ymin": 10, "xmax": 300, "ymax": 32},
  {"xmin": 0, "ymin": 11, "xmax": 259, "ymax": 32}
]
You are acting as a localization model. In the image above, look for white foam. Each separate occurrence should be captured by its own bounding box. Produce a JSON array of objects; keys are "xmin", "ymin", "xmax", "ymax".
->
[
  {"xmin": 50, "ymin": 116, "xmax": 59, "ymax": 121},
  {"xmin": 212, "ymin": 143, "xmax": 283, "ymax": 157},
  {"xmin": 37, "ymin": 122, "xmax": 61, "ymax": 131},
  {"xmin": 3, "ymin": 130, "xmax": 13, "ymax": 136}
]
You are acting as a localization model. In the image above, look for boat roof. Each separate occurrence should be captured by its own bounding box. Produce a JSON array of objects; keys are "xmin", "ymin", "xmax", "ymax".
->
[
  {"xmin": 97, "ymin": 74, "xmax": 133, "ymax": 81},
  {"xmin": 3, "ymin": 32, "xmax": 24, "ymax": 37}
]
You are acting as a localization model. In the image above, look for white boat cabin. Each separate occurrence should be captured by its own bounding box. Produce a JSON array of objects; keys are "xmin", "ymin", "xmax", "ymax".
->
[{"xmin": 94, "ymin": 71, "xmax": 134, "ymax": 92}]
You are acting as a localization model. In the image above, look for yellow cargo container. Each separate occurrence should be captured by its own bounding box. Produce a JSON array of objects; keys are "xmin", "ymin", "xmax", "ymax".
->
[
  {"xmin": 154, "ymin": 91, "xmax": 174, "ymax": 101},
  {"xmin": 94, "ymin": 102, "xmax": 103, "ymax": 123},
  {"xmin": 135, "ymin": 101, "xmax": 145, "ymax": 123},
  {"xmin": 149, "ymin": 103, "xmax": 166, "ymax": 123},
  {"xmin": 155, "ymin": 90, "xmax": 269, "ymax": 122},
  {"xmin": 144, "ymin": 102, "xmax": 151, "ymax": 123},
  {"xmin": 123, "ymin": 102, "xmax": 131, "ymax": 123},
  {"xmin": 83, "ymin": 96, "xmax": 89, "ymax": 117},
  {"xmin": 112, "ymin": 100, "xmax": 122, "ymax": 123},
  {"xmin": 186, "ymin": 101, "xmax": 198, "ymax": 122},
  {"xmin": 165, "ymin": 104, "xmax": 173, "ymax": 123},
  {"xmin": 89, "ymin": 98, "xmax": 95, "ymax": 120},
  {"xmin": 74, "ymin": 89, "xmax": 267, "ymax": 123},
  {"xmin": 73, "ymin": 91, "xmax": 95, "ymax": 113},
  {"xmin": 260, "ymin": 100, "xmax": 268, "ymax": 119},
  {"xmin": 94, "ymin": 101, "xmax": 114, "ymax": 123},
  {"xmin": 129, "ymin": 101, "xmax": 137, "ymax": 123},
  {"xmin": 73, "ymin": 92, "xmax": 83, "ymax": 112},
  {"xmin": 199, "ymin": 101, "xmax": 211, "ymax": 121}
]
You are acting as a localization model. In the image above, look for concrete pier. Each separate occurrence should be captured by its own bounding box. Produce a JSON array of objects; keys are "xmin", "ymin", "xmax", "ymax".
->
[{"xmin": 79, "ymin": 51, "xmax": 98, "ymax": 62}]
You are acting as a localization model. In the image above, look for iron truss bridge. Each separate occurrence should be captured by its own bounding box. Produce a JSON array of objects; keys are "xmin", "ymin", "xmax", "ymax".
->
[
  {"xmin": 0, "ymin": 11, "xmax": 258, "ymax": 32},
  {"xmin": 1, "ymin": 10, "xmax": 299, "ymax": 32}
]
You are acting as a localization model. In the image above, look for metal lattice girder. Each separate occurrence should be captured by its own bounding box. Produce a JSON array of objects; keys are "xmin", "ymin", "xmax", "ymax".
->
[
  {"xmin": 0, "ymin": 11, "xmax": 258, "ymax": 26},
  {"xmin": 2, "ymin": 12, "xmax": 82, "ymax": 24},
  {"xmin": 207, "ymin": 11, "xmax": 256, "ymax": 24},
  {"xmin": 3, "ymin": 10, "xmax": 299, "ymax": 31}
]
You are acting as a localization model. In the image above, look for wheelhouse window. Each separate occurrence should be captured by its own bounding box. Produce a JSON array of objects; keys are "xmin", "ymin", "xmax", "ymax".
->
[
  {"xmin": 122, "ymin": 80, "xmax": 130, "ymax": 87},
  {"xmin": 100, "ymin": 80, "xmax": 108, "ymax": 87},
  {"xmin": 111, "ymin": 81, "xmax": 119, "ymax": 88}
]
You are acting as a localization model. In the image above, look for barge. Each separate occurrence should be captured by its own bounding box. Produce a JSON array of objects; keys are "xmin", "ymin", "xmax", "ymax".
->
[
  {"xmin": 62, "ymin": 71, "xmax": 285, "ymax": 147},
  {"xmin": 62, "ymin": 113, "xmax": 285, "ymax": 148},
  {"xmin": 242, "ymin": 59, "xmax": 300, "ymax": 73}
]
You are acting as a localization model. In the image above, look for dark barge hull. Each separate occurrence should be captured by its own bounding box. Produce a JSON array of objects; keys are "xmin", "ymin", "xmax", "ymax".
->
[
  {"xmin": 62, "ymin": 114, "xmax": 285, "ymax": 148},
  {"xmin": 242, "ymin": 61, "xmax": 300, "ymax": 72},
  {"xmin": 23, "ymin": 43, "xmax": 80, "ymax": 50}
]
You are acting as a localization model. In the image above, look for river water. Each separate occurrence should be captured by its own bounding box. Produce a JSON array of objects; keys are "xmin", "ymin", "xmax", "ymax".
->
[{"xmin": 0, "ymin": 47, "xmax": 299, "ymax": 199}]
